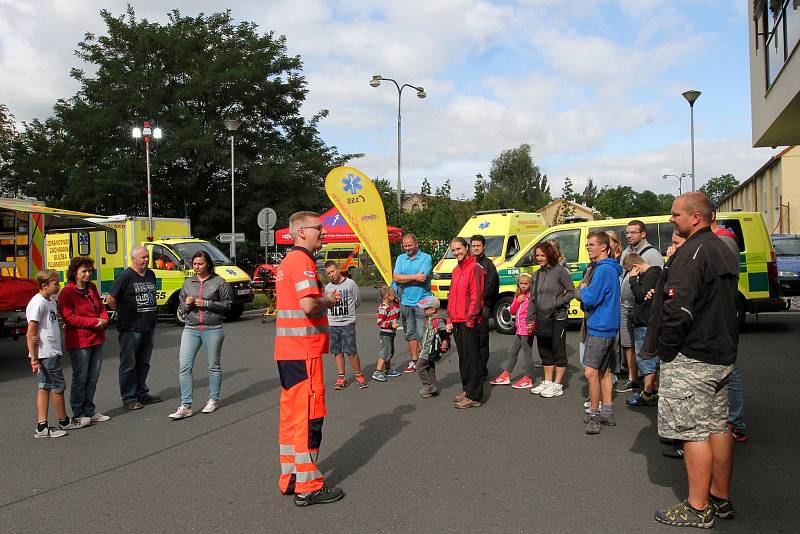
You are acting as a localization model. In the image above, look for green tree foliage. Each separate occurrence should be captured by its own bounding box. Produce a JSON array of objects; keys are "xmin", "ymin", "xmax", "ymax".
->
[
  {"xmin": 0, "ymin": 104, "xmax": 16, "ymax": 196},
  {"xmin": 699, "ymin": 174, "xmax": 739, "ymax": 206},
  {"xmin": 477, "ymin": 144, "xmax": 550, "ymax": 211},
  {"xmin": 2, "ymin": 7, "xmax": 358, "ymax": 266},
  {"xmin": 551, "ymin": 176, "xmax": 576, "ymax": 225},
  {"xmin": 577, "ymin": 177, "xmax": 598, "ymax": 207},
  {"xmin": 593, "ymin": 185, "xmax": 674, "ymax": 219}
]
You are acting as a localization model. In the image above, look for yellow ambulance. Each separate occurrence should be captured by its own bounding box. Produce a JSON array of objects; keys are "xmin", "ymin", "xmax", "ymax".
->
[
  {"xmin": 430, "ymin": 209, "xmax": 548, "ymax": 301},
  {"xmin": 45, "ymin": 215, "xmax": 253, "ymax": 323},
  {"xmin": 491, "ymin": 211, "xmax": 783, "ymax": 333}
]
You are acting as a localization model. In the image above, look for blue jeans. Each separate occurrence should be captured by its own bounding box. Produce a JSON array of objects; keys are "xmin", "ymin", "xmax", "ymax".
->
[
  {"xmin": 69, "ymin": 344, "xmax": 103, "ymax": 417},
  {"xmin": 118, "ymin": 330, "xmax": 154, "ymax": 402},
  {"xmin": 728, "ymin": 366, "xmax": 746, "ymax": 431},
  {"xmin": 179, "ymin": 327, "xmax": 225, "ymax": 406},
  {"xmin": 633, "ymin": 326, "xmax": 659, "ymax": 376},
  {"xmin": 400, "ymin": 305, "xmax": 426, "ymax": 342}
]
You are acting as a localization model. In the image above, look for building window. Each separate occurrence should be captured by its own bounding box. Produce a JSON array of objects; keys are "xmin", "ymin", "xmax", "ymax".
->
[
  {"xmin": 762, "ymin": 0, "xmax": 800, "ymax": 88},
  {"xmin": 77, "ymin": 231, "xmax": 90, "ymax": 256},
  {"xmin": 105, "ymin": 229, "xmax": 118, "ymax": 254},
  {"xmin": 411, "ymin": 204, "xmax": 420, "ymax": 211}
]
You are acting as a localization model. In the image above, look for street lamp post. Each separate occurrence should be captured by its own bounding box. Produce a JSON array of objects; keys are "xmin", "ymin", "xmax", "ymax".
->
[
  {"xmin": 662, "ymin": 173, "xmax": 687, "ymax": 195},
  {"xmin": 682, "ymin": 90, "xmax": 701, "ymax": 192},
  {"xmin": 132, "ymin": 121, "xmax": 163, "ymax": 241},
  {"xmin": 225, "ymin": 119, "xmax": 242, "ymax": 262},
  {"xmin": 369, "ymin": 75, "xmax": 426, "ymax": 210}
]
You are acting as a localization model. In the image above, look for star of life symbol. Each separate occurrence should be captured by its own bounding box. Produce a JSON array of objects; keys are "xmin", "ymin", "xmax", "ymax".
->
[
  {"xmin": 343, "ymin": 174, "xmax": 363, "ymax": 196},
  {"xmin": 479, "ymin": 221, "xmax": 490, "ymax": 229},
  {"xmin": 324, "ymin": 213, "xmax": 347, "ymax": 227}
]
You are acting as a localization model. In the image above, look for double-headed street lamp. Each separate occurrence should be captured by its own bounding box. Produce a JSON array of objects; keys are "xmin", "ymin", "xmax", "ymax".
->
[
  {"xmin": 662, "ymin": 173, "xmax": 688, "ymax": 195},
  {"xmin": 369, "ymin": 75, "xmax": 426, "ymax": 210},
  {"xmin": 132, "ymin": 121, "xmax": 163, "ymax": 241},
  {"xmin": 225, "ymin": 119, "xmax": 241, "ymax": 262},
  {"xmin": 682, "ymin": 89, "xmax": 701, "ymax": 192}
]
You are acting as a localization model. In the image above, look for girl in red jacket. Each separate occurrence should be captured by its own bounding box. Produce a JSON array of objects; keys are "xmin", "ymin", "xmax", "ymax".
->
[
  {"xmin": 446, "ymin": 237, "xmax": 485, "ymax": 409},
  {"xmin": 59, "ymin": 257, "xmax": 110, "ymax": 423}
]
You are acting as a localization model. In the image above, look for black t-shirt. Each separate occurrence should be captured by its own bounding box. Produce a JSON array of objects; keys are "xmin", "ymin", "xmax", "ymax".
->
[{"xmin": 109, "ymin": 268, "xmax": 157, "ymax": 332}]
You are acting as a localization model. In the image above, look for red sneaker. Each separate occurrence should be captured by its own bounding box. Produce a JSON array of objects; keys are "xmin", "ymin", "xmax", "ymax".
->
[
  {"xmin": 354, "ymin": 374, "xmax": 368, "ymax": 389},
  {"xmin": 490, "ymin": 371, "xmax": 511, "ymax": 385},
  {"xmin": 511, "ymin": 376, "xmax": 533, "ymax": 389},
  {"xmin": 334, "ymin": 377, "xmax": 348, "ymax": 390}
]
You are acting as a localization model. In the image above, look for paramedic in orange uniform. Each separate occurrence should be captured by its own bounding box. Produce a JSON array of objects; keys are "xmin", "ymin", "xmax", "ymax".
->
[{"xmin": 275, "ymin": 211, "xmax": 345, "ymax": 507}]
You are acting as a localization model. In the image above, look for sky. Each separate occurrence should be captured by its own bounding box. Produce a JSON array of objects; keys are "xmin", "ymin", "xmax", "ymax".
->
[{"xmin": 0, "ymin": 0, "xmax": 781, "ymax": 200}]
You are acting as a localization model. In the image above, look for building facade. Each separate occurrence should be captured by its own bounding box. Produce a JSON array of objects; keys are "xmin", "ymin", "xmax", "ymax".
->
[
  {"xmin": 717, "ymin": 146, "xmax": 800, "ymax": 234},
  {"xmin": 537, "ymin": 199, "xmax": 595, "ymax": 225},
  {"xmin": 749, "ymin": 1, "xmax": 800, "ymax": 147}
]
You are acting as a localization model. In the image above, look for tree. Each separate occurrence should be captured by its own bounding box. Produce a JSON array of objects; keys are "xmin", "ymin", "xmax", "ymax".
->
[
  {"xmin": 420, "ymin": 177, "xmax": 432, "ymax": 196},
  {"xmin": 0, "ymin": 104, "xmax": 16, "ymax": 196},
  {"xmin": 552, "ymin": 176, "xmax": 576, "ymax": 225},
  {"xmin": 484, "ymin": 144, "xmax": 550, "ymax": 211},
  {"xmin": 2, "ymin": 7, "xmax": 358, "ymax": 262},
  {"xmin": 593, "ymin": 186, "xmax": 637, "ymax": 219},
  {"xmin": 632, "ymin": 190, "xmax": 669, "ymax": 216},
  {"xmin": 579, "ymin": 177, "xmax": 598, "ymax": 207},
  {"xmin": 699, "ymin": 174, "xmax": 739, "ymax": 206}
]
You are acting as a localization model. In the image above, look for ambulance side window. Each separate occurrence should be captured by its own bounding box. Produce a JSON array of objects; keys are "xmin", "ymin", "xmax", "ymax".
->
[
  {"xmin": 77, "ymin": 231, "xmax": 90, "ymax": 256},
  {"xmin": 105, "ymin": 229, "xmax": 118, "ymax": 254},
  {"xmin": 505, "ymin": 235, "xmax": 520, "ymax": 260}
]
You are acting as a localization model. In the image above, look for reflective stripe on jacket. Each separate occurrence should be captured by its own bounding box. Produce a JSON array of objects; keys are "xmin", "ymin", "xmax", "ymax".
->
[{"xmin": 274, "ymin": 247, "xmax": 329, "ymax": 360}]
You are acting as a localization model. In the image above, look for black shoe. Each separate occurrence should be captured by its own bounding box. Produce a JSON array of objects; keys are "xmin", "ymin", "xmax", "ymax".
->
[
  {"xmin": 663, "ymin": 444, "xmax": 684, "ymax": 459},
  {"xmin": 123, "ymin": 400, "xmax": 143, "ymax": 410},
  {"xmin": 139, "ymin": 395, "xmax": 162, "ymax": 404},
  {"xmin": 708, "ymin": 494, "xmax": 734, "ymax": 519},
  {"xmin": 582, "ymin": 413, "xmax": 616, "ymax": 426},
  {"xmin": 614, "ymin": 380, "xmax": 640, "ymax": 393},
  {"xmin": 655, "ymin": 500, "xmax": 715, "ymax": 528},
  {"xmin": 293, "ymin": 486, "xmax": 345, "ymax": 507}
]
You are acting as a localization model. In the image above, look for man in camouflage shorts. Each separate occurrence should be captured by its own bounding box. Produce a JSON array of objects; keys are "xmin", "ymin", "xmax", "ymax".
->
[{"xmin": 642, "ymin": 193, "xmax": 739, "ymax": 529}]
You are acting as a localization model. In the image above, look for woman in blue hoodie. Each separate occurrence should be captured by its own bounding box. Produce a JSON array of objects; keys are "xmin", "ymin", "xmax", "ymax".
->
[{"xmin": 574, "ymin": 231, "xmax": 623, "ymax": 435}]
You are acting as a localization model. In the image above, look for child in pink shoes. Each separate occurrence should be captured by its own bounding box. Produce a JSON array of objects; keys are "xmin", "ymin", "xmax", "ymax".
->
[{"xmin": 490, "ymin": 273, "xmax": 534, "ymax": 389}]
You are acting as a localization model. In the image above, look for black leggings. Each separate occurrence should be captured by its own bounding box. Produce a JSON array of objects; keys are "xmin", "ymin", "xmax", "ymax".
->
[
  {"xmin": 453, "ymin": 323, "xmax": 483, "ymax": 402},
  {"xmin": 536, "ymin": 319, "xmax": 568, "ymax": 367}
]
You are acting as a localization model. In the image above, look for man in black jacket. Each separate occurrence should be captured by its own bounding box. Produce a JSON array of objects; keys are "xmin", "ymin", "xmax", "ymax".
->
[
  {"xmin": 471, "ymin": 235, "xmax": 499, "ymax": 378},
  {"xmin": 645, "ymin": 193, "xmax": 739, "ymax": 529}
]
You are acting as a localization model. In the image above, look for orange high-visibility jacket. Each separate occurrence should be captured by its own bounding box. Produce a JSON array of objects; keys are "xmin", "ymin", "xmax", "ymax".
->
[{"xmin": 274, "ymin": 247, "xmax": 329, "ymax": 360}]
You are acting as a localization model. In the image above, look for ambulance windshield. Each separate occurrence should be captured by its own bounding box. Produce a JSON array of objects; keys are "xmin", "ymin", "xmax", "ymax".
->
[{"xmin": 172, "ymin": 242, "xmax": 233, "ymax": 266}]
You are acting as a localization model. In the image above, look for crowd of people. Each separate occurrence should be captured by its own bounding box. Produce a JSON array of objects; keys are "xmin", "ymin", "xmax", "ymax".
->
[{"xmin": 23, "ymin": 193, "xmax": 746, "ymax": 525}]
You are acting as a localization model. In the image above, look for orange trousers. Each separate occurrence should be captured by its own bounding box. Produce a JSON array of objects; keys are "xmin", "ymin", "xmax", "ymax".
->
[{"xmin": 277, "ymin": 358, "xmax": 326, "ymax": 494}]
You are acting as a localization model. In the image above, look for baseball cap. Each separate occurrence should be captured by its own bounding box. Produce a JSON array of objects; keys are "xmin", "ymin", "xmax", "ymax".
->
[{"xmin": 417, "ymin": 295, "xmax": 440, "ymax": 309}]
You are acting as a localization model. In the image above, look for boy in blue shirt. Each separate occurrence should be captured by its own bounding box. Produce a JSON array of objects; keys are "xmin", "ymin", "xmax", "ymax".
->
[{"xmin": 575, "ymin": 231, "xmax": 623, "ymax": 435}]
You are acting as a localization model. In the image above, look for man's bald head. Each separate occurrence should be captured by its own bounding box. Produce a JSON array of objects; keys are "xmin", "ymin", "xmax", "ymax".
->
[{"xmin": 679, "ymin": 192, "xmax": 713, "ymax": 223}]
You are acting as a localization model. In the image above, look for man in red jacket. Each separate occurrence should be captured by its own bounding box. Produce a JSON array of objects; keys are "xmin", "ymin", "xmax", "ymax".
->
[{"xmin": 446, "ymin": 237, "xmax": 485, "ymax": 409}]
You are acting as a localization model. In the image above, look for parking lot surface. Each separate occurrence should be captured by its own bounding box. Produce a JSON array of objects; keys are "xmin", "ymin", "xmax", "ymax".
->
[{"xmin": 1, "ymin": 296, "xmax": 797, "ymax": 532}]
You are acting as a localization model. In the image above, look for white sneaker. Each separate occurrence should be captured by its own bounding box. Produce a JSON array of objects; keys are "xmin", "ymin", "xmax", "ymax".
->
[
  {"xmin": 201, "ymin": 400, "xmax": 219, "ymax": 414},
  {"xmin": 90, "ymin": 413, "xmax": 111, "ymax": 423},
  {"xmin": 541, "ymin": 383, "xmax": 563, "ymax": 398},
  {"xmin": 530, "ymin": 380, "xmax": 551, "ymax": 395},
  {"xmin": 34, "ymin": 426, "xmax": 67, "ymax": 438},
  {"xmin": 58, "ymin": 416, "xmax": 91, "ymax": 430},
  {"xmin": 584, "ymin": 401, "xmax": 603, "ymax": 414},
  {"xmin": 168, "ymin": 405, "xmax": 193, "ymax": 420}
]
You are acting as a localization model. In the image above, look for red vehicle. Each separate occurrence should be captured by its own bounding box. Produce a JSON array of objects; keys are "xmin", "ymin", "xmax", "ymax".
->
[{"xmin": 253, "ymin": 263, "xmax": 277, "ymax": 291}]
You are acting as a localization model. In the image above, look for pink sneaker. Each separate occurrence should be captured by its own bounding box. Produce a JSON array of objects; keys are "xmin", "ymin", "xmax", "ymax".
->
[
  {"xmin": 490, "ymin": 371, "xmax": 511, "ymax": 385},
  {"xmin": 511, "ymin": 376, "xmax": 533, "ymax": 389}
]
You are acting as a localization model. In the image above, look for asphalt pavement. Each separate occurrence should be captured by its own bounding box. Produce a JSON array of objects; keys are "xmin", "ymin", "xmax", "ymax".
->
[{"xmin": 1, "ymin": 290, "xmax": 798, "ymax": 533}]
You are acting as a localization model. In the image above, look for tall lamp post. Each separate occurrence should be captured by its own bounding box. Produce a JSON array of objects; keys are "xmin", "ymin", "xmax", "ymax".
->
[
  {"xmin": 369, "ymin": 75, "xmax": 426, "ymax": 210},
  {"xmin": 225, "ymin": 119, "xmax": 241, "ymax": 262},
  {"xmin": 662, "ymin": 173, "xmax": 687, "ymax": 195},
  {"xmin": 682, "ymin": 90, "xmax": 701, "ymax": 192},
  {"xmin": 132, "ymin": 121, "xmax": 163, "ymax": 241}
]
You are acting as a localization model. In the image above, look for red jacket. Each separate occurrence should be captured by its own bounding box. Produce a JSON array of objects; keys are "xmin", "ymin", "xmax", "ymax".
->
[
  {"xmin": 59, "ymin": 281, "xmax": 108, "ymax": 350},
  {"xmin": 447, "ymin": 255, "xmax": 485, "ymax": 327}
]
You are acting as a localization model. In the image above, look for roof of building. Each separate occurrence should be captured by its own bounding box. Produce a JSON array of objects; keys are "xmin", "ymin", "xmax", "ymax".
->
[{"xmin": 718, "ymin": 145, "xmax": 796, "ymax": 205}]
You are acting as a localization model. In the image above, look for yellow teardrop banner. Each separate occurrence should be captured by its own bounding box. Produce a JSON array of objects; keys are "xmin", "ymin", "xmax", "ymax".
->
[{"xmin": 325, "ymin": 166, "xmax": 392, "ymax": 285}]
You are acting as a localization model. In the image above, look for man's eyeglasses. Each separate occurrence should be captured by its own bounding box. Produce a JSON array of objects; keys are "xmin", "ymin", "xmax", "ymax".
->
[{"xmin": 301, "ymin": 225, "xmax": 324, "ymax": 232}]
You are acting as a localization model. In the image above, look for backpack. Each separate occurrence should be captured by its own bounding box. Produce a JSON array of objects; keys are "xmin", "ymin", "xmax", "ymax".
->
[{"xmin": 426, "ymin": 317, "xmax": 450, "ymax": 363}]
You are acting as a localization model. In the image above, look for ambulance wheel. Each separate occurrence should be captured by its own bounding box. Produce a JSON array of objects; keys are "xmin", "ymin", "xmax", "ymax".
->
[
  {"xmin": 225, "ymin": 303, "xmax": 244, "ymax": 321},
  {"xmin": 493, "ymin": 296, "xmax": 515, "ymax": 335},
  {"xmin": 170, "ymin": 295, "xmax": 186, "ymax": 327}
]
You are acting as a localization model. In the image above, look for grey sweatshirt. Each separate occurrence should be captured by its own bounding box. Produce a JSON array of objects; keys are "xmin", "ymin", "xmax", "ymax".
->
[
  {"xmin": 526, "ymin": 264, "xmax": 575, "ymax": 322},
  {"xmin": 178, "ymin": 273, "xmax": 233, "ymax": 329},
  {"xmin": 326, "ymin": 277, "xmax": 360, "ymax": 326}
]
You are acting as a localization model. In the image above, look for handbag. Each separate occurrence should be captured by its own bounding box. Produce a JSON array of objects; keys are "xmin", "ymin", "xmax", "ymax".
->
[{"xmin": 532, "ymin": 270, "xmax": 554, "ymax": 337}]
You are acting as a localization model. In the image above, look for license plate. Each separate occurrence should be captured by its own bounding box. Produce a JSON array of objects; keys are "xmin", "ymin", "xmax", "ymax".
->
[{"xmin": 237, "ymin": 289, "xmax": 251, "ymax": 295}]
